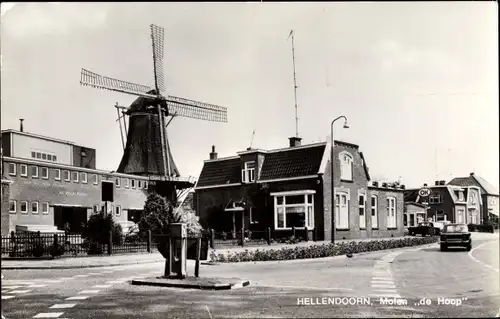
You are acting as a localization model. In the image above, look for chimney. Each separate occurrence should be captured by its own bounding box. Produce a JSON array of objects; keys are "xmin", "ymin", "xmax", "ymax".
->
[
  {"xmin": 423, "ymin": 183, "xmax": 428, "ymax": 187},
  {"xmin": 435, "ymin": 181, "xmax": 439, "ymax": 186},
  {"xmin": 19, "ymin": 119, "xmax": 24, "ymax": 132},
  {"xmin": 470, "ymin": 172, "xmax": 474, "ymax": 176},
  {"xmin": 440, "ymin": 180, "xmax": 446, "ymax": 185},
  {"xmin": 289, "ymin": 136, "xmax": 302, "ymax": 147},
  {"xmin": 209, "ymin": 145, "xmax": 217, "ymax": 160}
]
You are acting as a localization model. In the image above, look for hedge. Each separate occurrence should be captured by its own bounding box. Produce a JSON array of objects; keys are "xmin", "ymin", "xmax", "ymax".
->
[
  {"xmin": 467, "ymin": 224, "xmax": 495, "ymax": 233},
  {"xmin": 209, "ymin": 236, "xmax": 438, "ymax": 263}
]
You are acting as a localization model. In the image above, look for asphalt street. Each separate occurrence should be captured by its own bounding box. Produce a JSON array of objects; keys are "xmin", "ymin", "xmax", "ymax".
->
[{"xmin": 2, "ymin": 234, "xmax": 499, "ymax": 318}]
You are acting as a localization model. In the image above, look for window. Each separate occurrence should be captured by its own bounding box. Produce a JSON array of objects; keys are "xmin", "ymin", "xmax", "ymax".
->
[
  {"xmin": 115, "ymin": 177, "xmax": 121, "ymax": 187},
  {"xmin": 335, "ymin": 192, "xmax": 350, "ymax": 229},
  {"xmin": 42, "ymin": 202, "xmax": 49, "ymax": 214},
  {"xmin": 403, "ymin": 214, "xmax": 408, "ymax": 227},
  {"xmin": 31, "ymin": 151, "xmax": 36, "ymax": 158},
  {"xmin": 458, "ymin": 191, "xmax": 465, "ymax": 202},
  {"xmin": 144, "ymin": 181, "xmax": 148, "ymax": 189},
  {"xmin": 371, "ymin": 195, "xmax": 378, "ymax": 229},
  {"xmin": 339, "ymin": 152, "xmax": 353, "ymax": 181},
  {"xmin": 20, "ymin": 201, "xmax": 28, "ymax": 214},
  {"xmin": 359, "ymin": 194, "xmax": 366, "ymax": 229},
  {"xmin": 93, "ymin": 174, "xmax": 98, "ymax": 185},
  {"xmin": 72, "ymin": 171, "xmax": 79, "ymax": 182},
  {"xmin": 125, "ymin": 178, "xmax": 129, "ymax": 188},
  {"xmin": 54, "ymin": 169, "xmax": 61, "ymax": 181},
  {"xmin": 93, "ymin": 205, "xmax": 100, "ymax": 213},
  {"xmin": 52, "ymin": 155, "xmax": 57, "ymax": 161},
  {"xmin": 115, "ymin": 205, "xmax": 121, "ymax": 216},
  {"xmin": 242, "ymin": 161, "xmax": 256, "ymax": 183},
  {"xmin": 9, "ymin": 200, "xmax": 16, "ymax": 213},
  {"xmin": 20, "ymin": 164, "xmax": 28, "ymax": 177},
  {"xmin": 42, "ymin": 153, "xmax": 47, "ymax": 160},
  {"xmin": 47, "ymin": 154, "xmax": 52, "ymax": 161},
  {"xmin": 31, "ymin": 166, "xmax": 39, "ymax": 178},
  {"xmin": 471, "ymin": 192, "xmax": 477, "ymax": 205},
  {"xmin": 31, "ymin": 201, "xmax": 39, "ymax": 214},
  {"xmin": 41, "ymin": 167, "xmax": 49, "ymax": 179},
  {"xmin": 36, "ymin": 152, "xmax": 41, "ymax": 159},
  {"xmin": 138, "ymin": 180, "xmax": 142, "ymax": 188},
  {"xmin": 8, "ymin": 163, "xmax": 16, "ymax": 176},
  {"xmin": 64, "ymin": 170, "xmax": 70, "ymax": 181},
  {"xmin": 81, "ymin": 172, "xmax": 87, "ymax": 184},
  {"xmin": 273, "ymin": 192, "xmax": 315, "ymax": 229},
  {"xmin": 131, "ymin": 179, "xmax": 136, "ymax": 189},
  {"xmin": 429, "ymin": 194, "xmax": 441, "ymax": 204},
  {"xmin": 387, "ymin": 197, "xmax": 396, "ymax": 228},
  {"xmin": 409, "ymin": 214, "xmax": 415, "ymax": 227}
]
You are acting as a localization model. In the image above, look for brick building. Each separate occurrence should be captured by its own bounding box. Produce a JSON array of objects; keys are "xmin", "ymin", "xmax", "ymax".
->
[
  {"xmin": 1, "ymin": 128, "xmax": 194, "ymax": 234},
  {"xmin": 447, "ymin": 173, "xmax": 499, "ymax": 225},
  {"xmin": 194, "ymin": 137, "xmax": 405, "ymax": 241},
  {"xmin": 404, "ymin": 180, "xmax": 482, "ymax": 225}
]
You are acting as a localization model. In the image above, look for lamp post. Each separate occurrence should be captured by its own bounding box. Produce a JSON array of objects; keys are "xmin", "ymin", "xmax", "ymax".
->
[{"xmin": 330, "ymin": 115, "xmax": 349, "ymax": 244}]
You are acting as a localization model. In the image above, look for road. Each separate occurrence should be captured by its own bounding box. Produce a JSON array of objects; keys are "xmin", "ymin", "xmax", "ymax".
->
[{"xmin": 2, "ymin": 234, "xmax": 499, "ymax": 318}]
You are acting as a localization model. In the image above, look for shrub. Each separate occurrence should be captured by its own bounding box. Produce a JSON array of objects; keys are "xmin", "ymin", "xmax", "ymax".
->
[
  {"xmin": 209, "ymin": 236, "xmax": 438, "ymax": 263},
  {"xmin": 49, "ymin": 244, "xmax": 65, "ymax": 257},
  {"xmin": 82, "ymin": 210, "xmax": 123, "ymax": 253}
]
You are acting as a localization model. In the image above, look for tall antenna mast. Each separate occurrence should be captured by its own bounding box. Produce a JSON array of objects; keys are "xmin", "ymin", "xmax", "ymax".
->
[{"xmin": 288, "ymin": 30, "xmax": 299, "ymax": 137}]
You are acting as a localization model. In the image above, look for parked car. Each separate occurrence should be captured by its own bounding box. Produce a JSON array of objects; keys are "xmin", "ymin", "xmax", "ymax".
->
[
  {"xmin": 440, "ymin": 223, "xmax": 472, "ymax": 251},
  {"xmin": 408, "ymin": 222, "xmax": 436, "ymax": 236}
]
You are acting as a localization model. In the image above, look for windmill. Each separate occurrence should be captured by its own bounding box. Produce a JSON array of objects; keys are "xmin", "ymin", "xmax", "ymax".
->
[{"xmin": 80, "ymin": 24, "xmax": 228, "ymax": 203}]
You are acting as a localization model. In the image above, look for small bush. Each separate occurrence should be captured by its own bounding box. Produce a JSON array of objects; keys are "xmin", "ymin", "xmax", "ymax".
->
[
  {"xmin": 49, "ymin": 244, "xmax": 65, "ymax": 257},
  {"xmin": 209, "ymin": 236, "xmax": 438, "ymax": 263}
]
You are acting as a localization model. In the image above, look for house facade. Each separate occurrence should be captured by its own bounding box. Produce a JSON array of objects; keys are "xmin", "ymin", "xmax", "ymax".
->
[
  {"xmin": 404, "ymin": 180, "xmax": 482, "ymax": 225},
  {"xmin": 194, "ymin": 137, "xmax": 405, "ymax": 241},
  {"xmin": 447, "ymin": 173, "xmax": 499, "ymax": 225}
]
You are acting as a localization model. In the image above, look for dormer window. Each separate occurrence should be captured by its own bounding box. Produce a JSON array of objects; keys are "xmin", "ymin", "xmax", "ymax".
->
[
  {"xmin": 458, "ymin": 191, "xmax": 465, "ymax": 202},
  {"xmin": 339, "ymin": 152, "xmax": 353, "ymax": 181},
  {"xmin": 242, "ymin": 161, "xmax": 255, "ymax": 183}
]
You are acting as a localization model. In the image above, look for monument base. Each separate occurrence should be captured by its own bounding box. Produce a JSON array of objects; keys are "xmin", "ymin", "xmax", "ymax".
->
[{"xmin": 131, "ymin": 276, "xmax": 250, "ymax": 290}]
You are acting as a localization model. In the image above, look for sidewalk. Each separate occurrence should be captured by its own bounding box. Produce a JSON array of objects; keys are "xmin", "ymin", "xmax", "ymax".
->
[
  {"xmin": 1, "ymin": 252, "xmax": 165, "ymax": 270},
  {"xmin": 1, "ymin": 236, "xmax": 414, "ymax": 270}
]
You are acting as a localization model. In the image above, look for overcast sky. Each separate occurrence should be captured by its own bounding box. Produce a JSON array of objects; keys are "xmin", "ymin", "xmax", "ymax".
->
[{"xmin": 1, "ymin": 2, "xmax": 498, "ymax": 190}]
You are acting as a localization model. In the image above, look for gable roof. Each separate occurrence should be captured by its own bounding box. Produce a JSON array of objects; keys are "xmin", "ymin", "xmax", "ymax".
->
[
  {"xmin": 196, "ymin": 140, "xmax": 375, "ymax": 188},
  {"xmin": 448, "ymin": 174, "xmax": 499, "ymax": 196},
  {"xmin": 258, "ymin": 144, "xmax": 326, "ymax": 181},
  {"xmin": 196, "ymin": 158, "xmax": 241, "ymax": 187}
]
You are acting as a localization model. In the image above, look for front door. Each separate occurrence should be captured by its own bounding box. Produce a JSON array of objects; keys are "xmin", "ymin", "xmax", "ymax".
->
[{"xmin": 456, "ymin": 208, "xmax": 465, "ymax": 224}]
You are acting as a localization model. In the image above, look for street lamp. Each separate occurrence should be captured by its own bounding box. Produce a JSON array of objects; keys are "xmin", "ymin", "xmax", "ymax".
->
[{"xmin": 330, "ymin": 115, "xmax": 349, "ymax": 244}]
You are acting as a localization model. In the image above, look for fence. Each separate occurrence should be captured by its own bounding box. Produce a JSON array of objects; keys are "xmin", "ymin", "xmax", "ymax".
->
[{"xmin": 1, "ymin": 226, "xmax": 316, "ymax": 259}]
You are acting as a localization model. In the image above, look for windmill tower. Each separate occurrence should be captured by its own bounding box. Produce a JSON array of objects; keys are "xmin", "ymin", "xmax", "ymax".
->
[{"xmin": 80, "ymin": 24, "xmax": 228, "ymax": 203}]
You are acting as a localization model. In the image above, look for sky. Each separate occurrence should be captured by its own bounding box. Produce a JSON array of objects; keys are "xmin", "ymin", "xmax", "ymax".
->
[{"xmin": 1, "ymin": 2, "xmax": 498, "ymax": 190}]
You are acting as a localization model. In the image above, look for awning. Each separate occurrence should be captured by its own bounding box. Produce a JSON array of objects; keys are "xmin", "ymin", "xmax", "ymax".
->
[
  {"xmin": 488, "ymin": 208, "xmax": 499, "ymax": 217},
  {"xmin": 224, "ymin": 197, "xmax": 254, "ymax": 212}
]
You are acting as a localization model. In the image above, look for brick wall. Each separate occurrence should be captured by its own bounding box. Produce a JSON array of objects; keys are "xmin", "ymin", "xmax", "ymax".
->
[
  {"xmin": 1, "ymin": 180, "xmax": 12, "ymax": 236},
  {"xmin": 4, "ymin": 159, "xmax": 149, "ymax": 232}
]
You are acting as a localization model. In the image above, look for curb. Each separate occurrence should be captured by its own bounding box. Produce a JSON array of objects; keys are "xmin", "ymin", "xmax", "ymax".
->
[
  {"xmin": 131, "ymin": 278, "xmax": 251, "ymax": 290},
  {"xmin": 1, "ymin": 258, "xmax": 165, "ymax": 270}
]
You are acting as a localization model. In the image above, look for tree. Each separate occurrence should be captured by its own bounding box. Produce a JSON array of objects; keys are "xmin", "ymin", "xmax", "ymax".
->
[
  {"xmin": 138, "ymin": 192, "xmax": 203, "ymax": 262},
  {"xmin": 139, "ymin": 192, "xmax": 203, "ymax": 236}
]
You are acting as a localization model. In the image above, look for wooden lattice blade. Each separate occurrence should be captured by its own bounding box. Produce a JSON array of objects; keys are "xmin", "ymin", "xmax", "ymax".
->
[
  {"xmin": 150, "ymin": 24, "xmax": 165, "ymax": 93},
  {"xmin": 165, "ymin": 95, "xmax": 228, "ymax": 123},
  {"xmin": 80, "ymin": 68, "xmax": 156, "ymax": 99}
]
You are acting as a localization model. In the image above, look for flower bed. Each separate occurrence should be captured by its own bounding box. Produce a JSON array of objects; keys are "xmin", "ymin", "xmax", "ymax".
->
[{"xmin": 209, "ymin": 236, "xmax": 438, "ymax": 263}]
